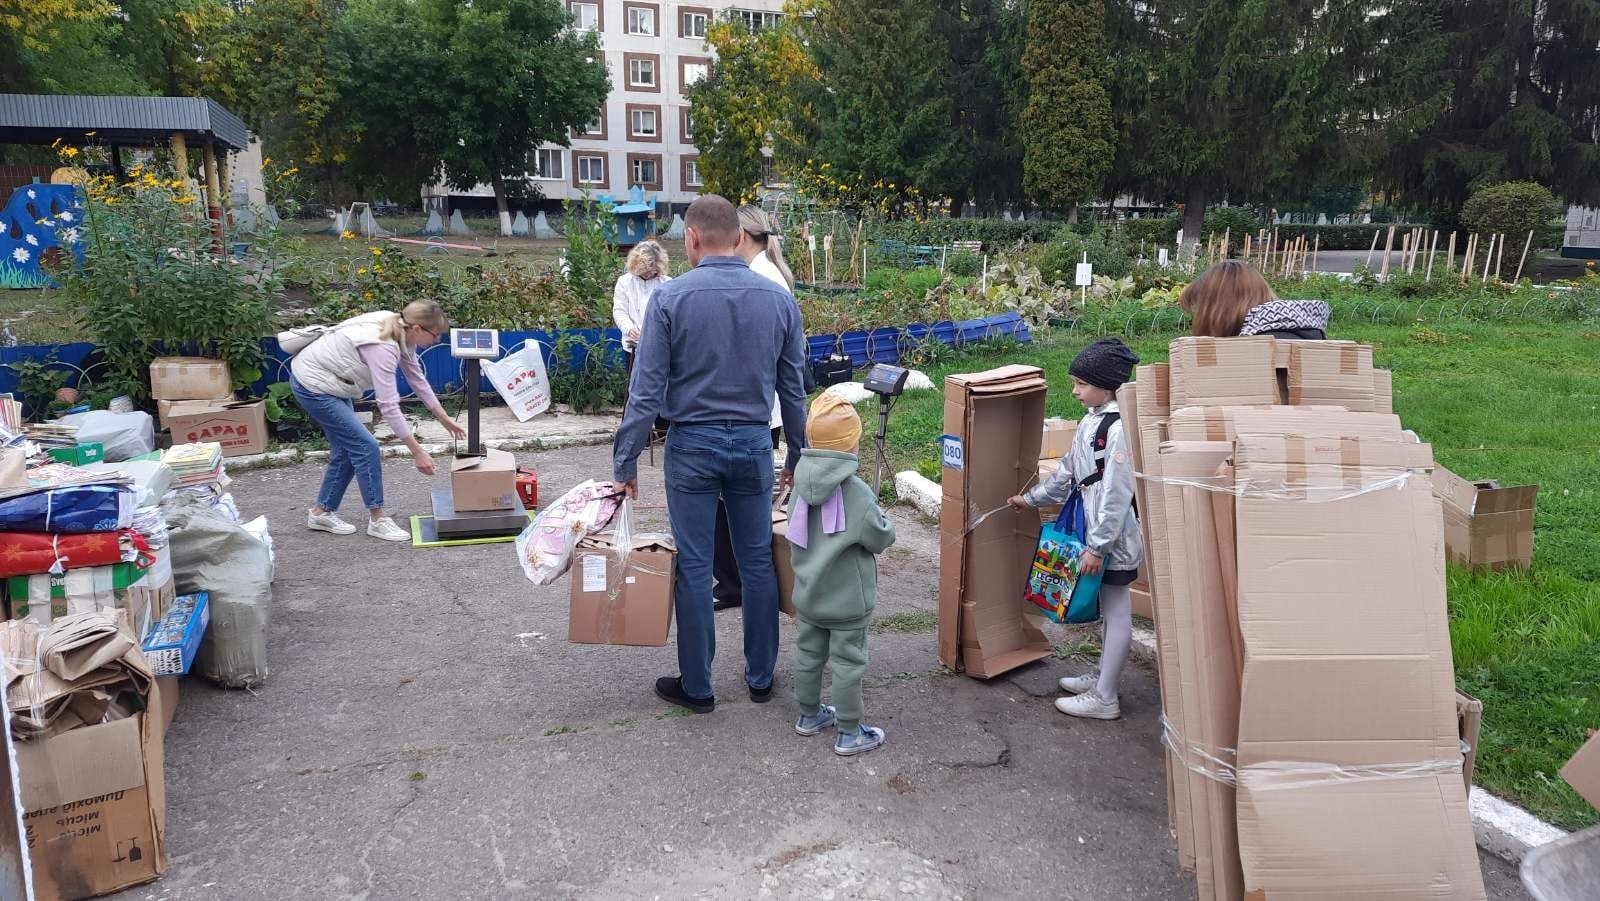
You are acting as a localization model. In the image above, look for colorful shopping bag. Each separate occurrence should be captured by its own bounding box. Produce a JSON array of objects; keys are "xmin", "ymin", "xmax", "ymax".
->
[{"xmin": 1022, "ymin": 486, "xmax": 1102, "ymax": 623}]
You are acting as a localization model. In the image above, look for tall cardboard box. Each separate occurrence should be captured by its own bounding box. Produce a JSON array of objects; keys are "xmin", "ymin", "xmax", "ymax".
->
[
  {"xmin": 771, "ymin": 510, "xmax": 797, "ymax": 618},
  {"xmin": 1432, "ymin": 465, "xmax": 1538, "ymax": 571},
  {"xmin": 149, "ymin": 356, "xmax": 231, "ymax": 401},
  {"xmin": 569, "ymin": 534, "xmax": 674, "ymax": 646},
  {"xmin": 1168, "ymin": 337, "xmax": 1279, "ymax": 409},
  {"xmin": 164, "ymin": 400, "xmax": 268, "ymax": 458},
  {"xmin": 937, "ymin": 366, "xmax": 1052, "ymax": 678},
  {"xmin": 1457, "ymin": 689, "xmax": 1483, "ymax": 791},
  {"xmin": 16, "ymin": 689, "xmax": 168, "ymax": 899},
  {"xmin": 450, "ymin": 448, "xmax": 519, "ymax": 512},
  {"xmin": 1230, "ymin": 432, "xmax": 1483, "ymax": 899},
  {"xmin": 1041, "ymin": 418, "xmax": 1077, "ymax": 459},
  {"xmin": 1286, "ymin": 341, "xmax": 1377, "ymax": 411}
]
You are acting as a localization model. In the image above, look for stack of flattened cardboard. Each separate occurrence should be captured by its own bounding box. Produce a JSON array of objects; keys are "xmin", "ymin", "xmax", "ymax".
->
[
  {"xmin": 1118, "ymin": 337, "xmax": 1484, "ymax": 900},
  {"xmin": 937, "ymin": 366, "xmax": 1052, "ymax": 678}
]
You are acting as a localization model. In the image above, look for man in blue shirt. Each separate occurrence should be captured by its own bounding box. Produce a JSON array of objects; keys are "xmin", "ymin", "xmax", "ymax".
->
[{"xmin": 614, "ymin": 194, "xmax": 809, "ymax": 713}]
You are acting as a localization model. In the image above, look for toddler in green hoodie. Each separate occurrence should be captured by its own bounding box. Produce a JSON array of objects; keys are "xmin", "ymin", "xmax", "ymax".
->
[{"xmin": 787, "ymin": 393, "xmax": 897, "ymax": 756}]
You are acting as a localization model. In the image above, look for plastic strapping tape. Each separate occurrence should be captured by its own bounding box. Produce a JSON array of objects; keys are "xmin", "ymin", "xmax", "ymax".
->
[
  {"xmin": 1161, "ymin": 714, "xmax": 1462, "ymax": 791},
  {"xmin": 1135, "ymin": 469, "xmax": 1414, "ymax": 503}
]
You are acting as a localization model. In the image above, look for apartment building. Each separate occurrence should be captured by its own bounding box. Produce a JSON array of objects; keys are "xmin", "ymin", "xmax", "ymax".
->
[{"xmin": 435, "ymin": 0, "xmax": 787, "ymax": 214}]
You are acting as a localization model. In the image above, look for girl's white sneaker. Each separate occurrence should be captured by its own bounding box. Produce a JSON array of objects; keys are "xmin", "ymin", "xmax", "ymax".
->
[
  {"xmin": 367, "ymin": 517, "xmax": 409, "ymax": 542},
  {"xmin": 1055, "ymin": 692, "xmax": 1121, "ymax": 720},
  {"xmin": 1058, "ymin": 673, "xmax": 1098, "ymax": 695},
  {"xmin": 307, "ymin": 510, "xmax": 356, "ymax": 535}
]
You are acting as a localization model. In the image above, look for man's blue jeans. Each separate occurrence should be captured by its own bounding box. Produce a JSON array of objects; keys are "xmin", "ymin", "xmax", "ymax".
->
[
  {"xmin": 663, "ymin": 423, "xmax": 778, "ymax": 700},
  {"xmin": 291, "ymin": 375, "xmax": 385, "ymax": 511}
]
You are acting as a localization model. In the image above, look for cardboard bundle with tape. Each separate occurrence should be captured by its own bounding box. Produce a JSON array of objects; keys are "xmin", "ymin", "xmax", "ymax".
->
[{"xmin": 1117, "ymin": 337, "xmax": 1486, "ymax": 900}]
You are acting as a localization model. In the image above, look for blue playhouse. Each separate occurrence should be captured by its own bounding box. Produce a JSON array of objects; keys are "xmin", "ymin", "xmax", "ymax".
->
[{"xmin": 595, "ymin": 186, "xmax": 658, "ymax": 247}]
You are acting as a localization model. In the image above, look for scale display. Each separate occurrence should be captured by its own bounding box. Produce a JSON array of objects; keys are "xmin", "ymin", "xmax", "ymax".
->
[{"xmin": 450, "ymin": 328, "xmax": 500, "ymax": 359}]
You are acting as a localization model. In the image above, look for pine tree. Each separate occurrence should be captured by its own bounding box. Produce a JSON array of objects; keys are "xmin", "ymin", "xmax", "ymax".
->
[
  {"xmin": 1379, "ymin": 0, "xmax": 1600, "ymax": 217},
  {"xmin": 804, "ymin": 0, "xmax": 969, "ymax": 205},
  {"xmin": 1022, "ymin": 0, "xmax": 1114, "ymax": 218},
  {"xmin": 1106, "ymin": 0, "xmax": 1380, "ymax": 245},
  {"xmin": 959, "ymin": 0, "xmax": 1027, "ymax": 214}
]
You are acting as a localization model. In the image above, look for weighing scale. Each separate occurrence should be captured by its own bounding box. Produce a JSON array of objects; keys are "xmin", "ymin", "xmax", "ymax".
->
[
  {"xmin": 415, "ymin": 328, "xmax": 530, "ymax": 542},
  {"xmin": 863, "ymin": 363, "xmax": 909, "ymax": 495}
]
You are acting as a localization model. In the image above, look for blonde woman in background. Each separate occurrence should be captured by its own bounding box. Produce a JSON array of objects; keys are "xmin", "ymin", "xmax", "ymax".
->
[
  {"xmin": 290, "ymin": 299, "xmax": 466, "ymax": 541},
  {"xmin": 613, "ymin": 240, "xmax": 672, "ymax": 371},
  {"xmin": 737, "ymin": 205, "xmax": 796, "ymax": 293}
]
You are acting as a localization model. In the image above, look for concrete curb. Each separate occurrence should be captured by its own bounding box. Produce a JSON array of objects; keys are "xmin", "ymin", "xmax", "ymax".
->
[
  {"xmin": 894, "ymin": 469, "xmax": 1569, "ymax": 865},
  {"xmin": 225, "ymin": 431, "xmax": 616, "ymax": 473}
]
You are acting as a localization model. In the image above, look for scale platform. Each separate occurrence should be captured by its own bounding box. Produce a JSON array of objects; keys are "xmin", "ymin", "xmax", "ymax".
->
[{"xmin": 422, "ymin": 488, "xmax": 529, "ymax": 539}]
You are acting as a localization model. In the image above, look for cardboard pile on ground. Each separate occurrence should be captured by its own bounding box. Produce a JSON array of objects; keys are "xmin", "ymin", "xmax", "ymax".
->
[
  {"xmin": 1432, "ymin": 465, "xmax": 1538, "ymax": 571},
  {"xmin": 1118, "ymin": 337, "xmax": 1484, "ymax": 900},
  {"xmin": 937, "ymin": 365, "xmax": 1051, "ymax": 679},
  {"xmin": 2, "ymin": 608, "xmax": 167, "ymax": 899}
]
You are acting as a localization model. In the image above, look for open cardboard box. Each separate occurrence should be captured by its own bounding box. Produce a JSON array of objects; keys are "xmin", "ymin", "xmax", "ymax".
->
[
  {"xmin": 450, "ymin": 448, "xmax": 519, "ymax": 512},
  {"xmin": 937, "ymin": 365, "xmax": 1052, "ymax": 679},
  {"xmin": 569, "ymin": 533, "xmax": 675, "ymax": 646},
  {"xmin": 1432, "ymin": 465, "xmax": 1538, "ymax": 571}
]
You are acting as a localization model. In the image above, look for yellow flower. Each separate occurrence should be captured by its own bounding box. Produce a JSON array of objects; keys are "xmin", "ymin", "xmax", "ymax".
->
[
  {"xmin": 173, "ymin": 195, "xmax": 198, "ymax": 204},
  {"xmin": 341, "ymin": 230, "xmax": 356, "ymax": 240},
  {"xmin": 371, "ymin": 247, "xmax": 383, "ymax": 257},
  {"xmin": 372, "ymin": 265, "xmax": 384, "ymax": 273},
  {"xmin": 60, "ymin": 146, "xmax": 80, "ymax": 159},
  {"xmin": 262, "ymin": 157, "xmax": 273, "ymax": 169},
  {"xmin": 363, "ymin": 291, "xmax": 374, "ymax": 300},
  {"xmin": 358, "ymin": 267, "xmax": 368, "ymax": 275},
  {"xmin": 282, "ymin": 167, "xmax": 299, "ymax": 177}
]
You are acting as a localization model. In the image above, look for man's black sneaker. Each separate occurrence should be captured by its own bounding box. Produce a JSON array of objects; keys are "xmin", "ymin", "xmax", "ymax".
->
[
  {"xmin": 655, "ymin": 676, "xmax": 715, "ymax": 714},
  {"xmin": 749, "ymin": 680, "xmax": 774, "ymax": 704},
  {"xmin": 713, "ymin": 598, "xmax": 742, "ymax": 611}
]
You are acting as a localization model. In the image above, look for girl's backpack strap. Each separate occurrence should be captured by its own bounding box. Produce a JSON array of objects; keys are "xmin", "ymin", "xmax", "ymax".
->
[{"xmin": 1077, "ymin": 412, "xmax": 1121, "ymax": 489}]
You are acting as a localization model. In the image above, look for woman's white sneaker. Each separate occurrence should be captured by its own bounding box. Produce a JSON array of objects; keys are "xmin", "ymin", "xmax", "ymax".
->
[
  {"xmin": 1058, "ymin": 673, "xmax": 1098, "ymax": 695},
  {"xmin": 1055, "ymin": 692, "xmax": 1121, "ymax": 720},
  {"xmin": 367, "ymin": 517, "xmax": 409, "ymax": 542},
  {"xmin": 307, "ymin": 510, "xmax": 357, "ymax": 535}
]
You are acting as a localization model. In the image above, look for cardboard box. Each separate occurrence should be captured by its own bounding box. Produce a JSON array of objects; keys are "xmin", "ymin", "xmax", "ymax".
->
[
  {"xmin": 1561, "ymin": 729, "xmax": 1600, "ymax": 811},
  {"xmin": 771, "ymin": 511, "xmax": 796, "ymax": 618},
  {"xmin": 450, "ymin": 448, "xmax": 519, "ymax": 512},
  {"xmin": 1432, "ymin": 465, "xmax": 1538, "ymax": 571},
  {"xmin": 1130, "ymin": 575, "xmax": 1153, "ymax": 620},
  {"xmin": 1374, "ymin": 368, "xmax": 1394, "ymax": 414},
  {"xmin": 149, "ymin": 356, "xmax": 231, "ymax": 402},
  {"xmin": 1231, "ymin": 430, "xmax": 1482, "ymax": 899},
  {"xmin": 48, "ymin": 443, "xmax": 105, "ymax": 466},
  {"xmin": 1457, "ymin": 689, "xmax": 1483, "ymax": 791},
  {"xmin": 155, "ymin": 676, "xmax": 180, "ymax": 737},
  {"xmin": 1286, "ymin": 341, "xmax": 1377, "ymax": 411},
  {"xmin": 1168, "ymin": 337, "xmax": 1279, "ymax": 409},
  {"xmin": 142, "ymin": 591, "xmax": 210, "ymax": 676},
  {"xmin": 1041, "ymin": 418, "xmax": 1077, "ymax": 459},
  {"xmin": 165, "ymin": 399, "xmax": 267, "ymax": 458},
  {"xmin": 17, "ymin": 697, "xmax": 167, "ymax": 899},
  {"xmin": 937, "ymin": 366, "xmax": 1052, "ymax": 679},
  {"xmin": 569, "ymin": 534, "xmax": 674, "ymax": 646}
]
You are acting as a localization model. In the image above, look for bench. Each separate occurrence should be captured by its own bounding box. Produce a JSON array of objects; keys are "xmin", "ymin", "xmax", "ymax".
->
[{"xmin": 950, "ymin": 240, "xmax": 983, "ymax": 255}]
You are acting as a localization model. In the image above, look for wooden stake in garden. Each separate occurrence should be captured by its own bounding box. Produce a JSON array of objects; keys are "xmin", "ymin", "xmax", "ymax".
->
[
  {"xmin": 1460, "ymin": 234, "xmax": 1474, "ymax": 286},
  {"xmin": 1243, "ymin": 233, "xmax": 1252, "ymax": 266},
  {"xmin": 1380, "ymin": 224, "xmax": 1397, "ymax": 279},
  {"xmin": 1425, "ymin": 230, "xmax": 1438, "ymax": 282},
  {"xmin": 1481, "ymin": 233, "xmax": 1495, "ymax": 284},
  {"xmin": 1399, "ymin": 232, "xmax": 1411, "ymax": 276},
  {"xmin": 823, "ymin": 234, "xmax": 834, "ymax": 285},
  {"xmin": 1513, "ymin": 229, "xmax": 1535, "ymax": 283},
  {"xmin": 1365, "ymin": 228, "xmax": 1381, "ymax": 269},
  {"xmin": 1494, "ymin": 232, "xmax": 1506, "ymax": 280},
  {"xmin": 1223, "ymin": 228, "xmax": 1230, "ymax": 260},
  {"xmin": 1312, "ymin": 233, "xmax": 1320, "ymax": 274},
  {"xmin": 1446, "ymin": 232, "xmax": 1457, "ymax": 275}
]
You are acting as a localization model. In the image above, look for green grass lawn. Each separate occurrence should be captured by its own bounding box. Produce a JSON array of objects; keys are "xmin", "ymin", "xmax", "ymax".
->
[{"xmin": 881, "ymin": 319, "xmax": 1600, "ymax": 830}]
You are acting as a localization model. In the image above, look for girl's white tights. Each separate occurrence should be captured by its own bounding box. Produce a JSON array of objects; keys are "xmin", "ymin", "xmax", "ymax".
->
[{"xmin": 1096, "ymin": 583, "xmax": 1134, "ymax": 699}]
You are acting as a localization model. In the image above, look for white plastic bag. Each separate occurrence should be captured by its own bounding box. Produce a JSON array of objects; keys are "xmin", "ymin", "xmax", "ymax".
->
[
  {"xmin": 514, "ymin": 479, "xmax": 623, "ymax": 585},
  {"xmin": 62, "ymin": 410, "xmax": 156, "ymax": 461},
  {"xmin": 483, "ymin": 340, "xmax": 552, "ymax": 422}
]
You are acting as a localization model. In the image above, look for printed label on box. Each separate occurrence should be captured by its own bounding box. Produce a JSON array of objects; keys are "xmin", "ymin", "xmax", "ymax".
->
[
  {"xmin": 582, "ymin": 554, "xmax": 607, "ymax": 593},
  {"xmin": 941, "ymin": 435, "xmax": 964, "ymax": 471}
]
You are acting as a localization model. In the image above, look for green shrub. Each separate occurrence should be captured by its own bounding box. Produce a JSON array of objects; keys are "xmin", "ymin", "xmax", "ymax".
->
[
  {"xmin": 1122, "ymin": 216, "xmax": 1180, "ymax": 247},
  {"xmin": 946, "ymin": 251, "xmax": 982, "ymax": 276},
  {"xmin": 1031, "ymin": 226, "xmax": 1135, "ymax": 282},
  {"xmin": 874, "ymin": 217, "xmax": 1058, "ymax": 249},
  {"xmin": 1460, "ymin": 182, "xmax": 1562, "ymax": 248},
  {"xmin": 1203, "ymin": 206, "xmax": 1262, "ymax": 239}
]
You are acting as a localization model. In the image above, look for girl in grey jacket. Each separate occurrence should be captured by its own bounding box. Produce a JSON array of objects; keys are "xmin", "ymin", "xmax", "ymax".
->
[{"xmin": 1009, "ymin": 339, "xmax": 1143, "ymax": 720}]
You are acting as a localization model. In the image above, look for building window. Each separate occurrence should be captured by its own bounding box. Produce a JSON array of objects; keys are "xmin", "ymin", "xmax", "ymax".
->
[
  {"xmin": 625, "ymin": 54, "xmax": 660, "ymax": 91},
  {"xmin": 627, "ymin": 153, "xmax": 663, "ymax": 190},
  {"xmin": 630, "ymin": 108, "xmax": 657, "ymax": 138},
  {"xmin": 573, "ymin": 107, "xmax": 607, "ymax": 140},
  {"xmin": 684, "ymin": 157, "xmax": 702, "ymax": 188},
  {"xmin": 577, "ymin": 154, "xmax": 607, "ymax": 186},
  {"xmin": 735, "ymin": 10, "xmax": 782, "ymax": 32},
  {"xmin": 680, "ymin": 108, "xmax": 695, "ymax": 144},
  {"xmin": 529, "ymin": 148, "xmax": 565, "ymax": 180},
  {"xmin": 682, "ymin": 61, "xmax": 708, "ymax": 91},
  {"xmin": 624, "ymin": 3, "xmax": 656, "ymax": 36},
  {"xmin": 570, "ymin": 1, "xmax": 600, "ymax": 31},
  {"xmin": 680, "ymin": 7, "xmax": 710, "ymax": 39}
]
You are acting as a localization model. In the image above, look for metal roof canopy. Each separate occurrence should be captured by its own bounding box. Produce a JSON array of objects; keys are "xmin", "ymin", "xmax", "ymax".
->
[{"xmin": 0, "ymin": 94, "xmax": 249, "ymax": 151}]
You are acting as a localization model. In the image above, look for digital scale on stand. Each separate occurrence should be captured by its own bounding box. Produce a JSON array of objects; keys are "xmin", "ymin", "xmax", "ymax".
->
[{"xmin": 414, "ymin": 328, "xmax": 531, "ymax": 542}]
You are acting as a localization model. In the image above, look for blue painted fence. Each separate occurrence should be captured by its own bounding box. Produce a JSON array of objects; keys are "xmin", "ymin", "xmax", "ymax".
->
[{"xmin": 0, "ymin": 311, "xmax": 1030, "ymax": 401}]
